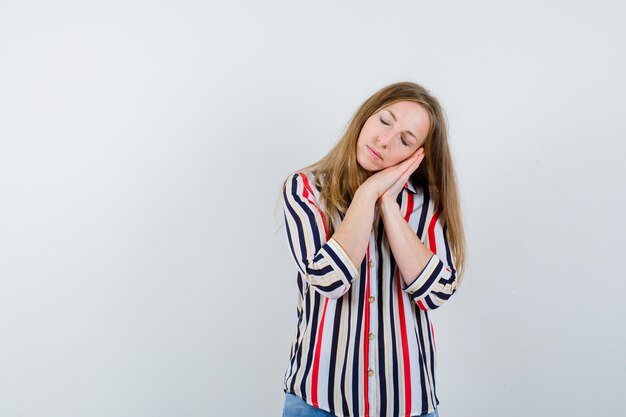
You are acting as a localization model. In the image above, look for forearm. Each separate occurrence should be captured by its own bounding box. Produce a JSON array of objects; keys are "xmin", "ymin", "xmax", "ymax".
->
[
  {"xmin": 379, "ymin": 198, "xmax": 435, "ymax": 287},
  {"xmin": 332, "ymin": 187, "xmax": 377, "ymax": 271}
]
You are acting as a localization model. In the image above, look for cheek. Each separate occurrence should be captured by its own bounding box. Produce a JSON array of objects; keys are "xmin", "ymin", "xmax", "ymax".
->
[
  {"xmin": 392, "ymin": 151, "xmax": 406, "ymax": 162},
  {"xmin": 362, "ymin": 119, "xmax": 377, "ymax": 135}
]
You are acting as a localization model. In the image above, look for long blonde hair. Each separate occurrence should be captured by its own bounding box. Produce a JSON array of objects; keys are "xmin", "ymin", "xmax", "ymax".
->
[{"xmin": 275, "ymin": 81, "xmax": 467, "ymax": 286}]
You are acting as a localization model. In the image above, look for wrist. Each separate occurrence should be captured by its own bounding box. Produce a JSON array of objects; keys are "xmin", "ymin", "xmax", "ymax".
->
[
  {"xmin": 355, "ymin": 185, "xmax": 378, "ymax": 205},
  {"xmin": 379, "ymin": 196, "xmax": 399, "ymax": 216}
]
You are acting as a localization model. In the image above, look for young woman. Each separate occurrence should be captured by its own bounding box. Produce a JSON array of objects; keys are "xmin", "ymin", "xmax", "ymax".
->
[{"xmin": 278, "ymin": 81, "xmax": 467, "ymax": 417}]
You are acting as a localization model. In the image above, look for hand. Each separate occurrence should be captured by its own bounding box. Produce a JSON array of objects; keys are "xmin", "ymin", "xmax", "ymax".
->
[
  {"xmin": 379, "ymin": 147, "xmax": 425, "ymax": 206},
  {"xmin": 360, "ymin": 147, "xmax": 425, "ymax": 201}
]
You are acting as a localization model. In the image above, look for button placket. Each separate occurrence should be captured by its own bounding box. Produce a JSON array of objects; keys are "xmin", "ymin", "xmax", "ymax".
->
[{"xmin": 366, "ymin": 233, "xmax": 378, "ymax": 403}]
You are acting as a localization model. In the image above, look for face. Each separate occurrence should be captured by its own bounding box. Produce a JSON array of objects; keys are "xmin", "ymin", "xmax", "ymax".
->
[{"xmin": 356, "ymin": 100, "xmax": 430, "ymax": 173}]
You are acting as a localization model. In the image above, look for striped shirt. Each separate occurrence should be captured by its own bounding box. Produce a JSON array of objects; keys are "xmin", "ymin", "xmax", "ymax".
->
[{"xmin": 281, "ymin": 169, "xmax": 459, "ymax": 417}]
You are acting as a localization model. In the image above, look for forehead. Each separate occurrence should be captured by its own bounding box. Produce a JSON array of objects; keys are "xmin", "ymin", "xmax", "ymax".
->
[
  {"xmin": 379, "ymin": 101, "xmax": 430, "ymax": 138},
  {"xmin": 383, "ymin": 100, "xmax": 428, "ymax": 118}
]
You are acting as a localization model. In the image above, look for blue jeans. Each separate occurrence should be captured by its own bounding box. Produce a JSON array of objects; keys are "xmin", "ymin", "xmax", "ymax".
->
[{"xmin": 282, "ymin": 392, "xmax": 439, "ymax": 417}]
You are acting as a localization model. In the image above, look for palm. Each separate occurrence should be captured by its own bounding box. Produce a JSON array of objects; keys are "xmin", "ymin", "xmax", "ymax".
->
[
  {"xmin": 381, "ymin": 176, "xmax": 406, "ymax": 202},
  {"xmin": 362, "ymin": 148, "xmax": 424, "ymax": 204},
  {"xmin": 380, "ymin": 151, "xmax": 424, "ymax": 206}
]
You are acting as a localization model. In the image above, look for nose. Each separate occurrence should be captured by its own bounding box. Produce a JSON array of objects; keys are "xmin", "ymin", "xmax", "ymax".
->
[{"xmin": 377, "ymin": 132, "xmax": 393, "ymax": 147}]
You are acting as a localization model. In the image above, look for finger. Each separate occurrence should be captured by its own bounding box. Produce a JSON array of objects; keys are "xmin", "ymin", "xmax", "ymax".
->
[
  {"xmin": 391, "ymin": 150, "xmax": 424, "ymax": 176},
  {"xmin": 412, "ymin": 153, "xmax": 424, "ymax": 169},
  {"xmin": 406, "ymin": 148, "xmax": 424, "ymax": 164},
  {"xmin": 399, "ymin": 153, "xmax": 419, "ymax": 169},
  {"xmin": 402, "ymin": 153, "xmax": 424, "ymax": 176},
  {"xmin": 404, "ymin": 152, "xmax": 423, "ymax": 168},
  {"xmin": 394, "ymin": 154, "xmax": 423, "ymax": 184}
]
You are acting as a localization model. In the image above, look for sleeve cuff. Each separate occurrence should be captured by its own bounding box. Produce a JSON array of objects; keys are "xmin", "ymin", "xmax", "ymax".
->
[
  {"xmin": 401, "ymin": 254, "xmax": 443, "ymax": 297},
  {"xmin": 322, "ymin": 236, "xmax": 361, "ymax": 285}
]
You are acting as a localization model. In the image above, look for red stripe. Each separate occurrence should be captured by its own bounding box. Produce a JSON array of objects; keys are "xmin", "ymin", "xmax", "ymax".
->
[
  {"xmin": 396, "ymin": 269, "xmax": 412, "ymax": 414},
  {"xmin": 299, "ymin": 172, "xmax": 329, "ymax": 238},
  {"xmin": 363, "ymin": 246, "xmax": 371, "ymax": 416},
  {"xmin": 404, "ymin": 187, "xmax": 414, "ymax": 222},
  {"xmin": 298, "ymin": 172, "xmax": 329, "ymax": 408},
  {"xmin": 311, "ymin": 297, "xmax": 329, "ymax": 407},
  {"xmin": 396, "ymin": 192, "xmax": 413, "ymax": 414},
  {"xmin": 428, "ymin": 209, "xmax": 441, "ymax": 253}
]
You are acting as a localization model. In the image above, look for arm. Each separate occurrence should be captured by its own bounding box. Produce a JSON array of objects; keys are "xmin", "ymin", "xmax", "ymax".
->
[
  {"xmin": 282, "ymin": 172, "xmax": 376, "ymax": 299},
  {"xmin": 379, "ymin": 197, "xmax": 458, "ymax": 310}
]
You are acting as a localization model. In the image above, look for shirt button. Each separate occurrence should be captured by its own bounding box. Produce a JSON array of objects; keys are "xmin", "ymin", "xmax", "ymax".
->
[
  {"xmin": 368, "ymin": 296, "xmax": 375, "ymax": 303},
  {"xmin": 368, "ymin": 369, "xmax": 374, "ymax": 377},
  {"xmin": 368, "ymin": 333, "xmax": 375, "ymax": 340},
  {"xmin": 368, "ymin": 259, "xmax": 374, "ymax": 268}
]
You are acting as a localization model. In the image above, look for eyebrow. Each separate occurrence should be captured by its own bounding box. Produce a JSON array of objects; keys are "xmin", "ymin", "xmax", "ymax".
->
[{"xmin": 386, "ymin": 109, "xmax": 418, "ymax": 142}]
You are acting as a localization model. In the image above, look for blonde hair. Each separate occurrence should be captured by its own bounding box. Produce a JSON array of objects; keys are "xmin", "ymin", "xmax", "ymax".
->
[{"xmin": 275, "ymin": 81, "xmax": 467, "ymax": 286}]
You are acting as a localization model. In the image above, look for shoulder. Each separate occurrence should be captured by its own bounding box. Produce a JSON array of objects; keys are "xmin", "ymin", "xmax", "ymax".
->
[
  {"xmin": 283, "ymin": 169, "xmax": 321, "ymax": 199},
  {"xmin": 284, "ymin": 169, "xmax": 319, "ymax": 189}
]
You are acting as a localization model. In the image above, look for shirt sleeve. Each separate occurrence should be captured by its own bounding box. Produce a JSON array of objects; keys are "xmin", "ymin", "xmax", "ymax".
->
[
  {"xmin": 401, "ymin": 206, "xmax": 459, "ymax": 310},
  {"xmin": 282, "ymin": 172, "xmax": 361, "ymax": 299}
]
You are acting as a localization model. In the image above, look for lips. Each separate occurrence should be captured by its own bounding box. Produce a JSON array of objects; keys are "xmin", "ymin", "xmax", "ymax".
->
[{"xmin": 367, "ymin": 145, "xmax": 382, "ymax": 160}]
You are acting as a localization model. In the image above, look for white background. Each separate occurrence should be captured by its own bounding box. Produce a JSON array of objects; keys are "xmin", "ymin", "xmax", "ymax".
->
[{"xmin": 1, "ymin": 1, "xmax": 624, "ymax": 416}]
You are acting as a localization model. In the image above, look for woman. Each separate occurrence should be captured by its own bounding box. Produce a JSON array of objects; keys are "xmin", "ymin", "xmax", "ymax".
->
[{"xmin": 277, "ymin": 81, "xmax": 467, "ymax": 417}]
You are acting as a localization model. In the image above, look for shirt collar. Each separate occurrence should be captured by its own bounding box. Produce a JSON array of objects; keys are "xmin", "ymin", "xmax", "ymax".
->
[{"xmin": 404, "ymin": 176, "xmax": 417, "ymax": 194}]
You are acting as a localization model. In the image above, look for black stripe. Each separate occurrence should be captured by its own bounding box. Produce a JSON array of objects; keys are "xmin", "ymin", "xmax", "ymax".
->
[
  {"xmin": 425, "ymin": 311, "xmax": 437, "ymax": 408},
  {"xmin": 297, "ymin": 272, "xmax": 304, "ymax": 297},
  {"xmin": 414, "ymin": 310, "xmax": 430, "ymax": 414},
  {"xmin": 313, "ymin": 279, "xmax": 344, "ymax": 294},
  {"xmin": 389, "ymin": 254, "xmax": 400, "ymax": 416},
  {"xmin": 423, "ymin": 296, "xmax": 439, "ymax": 310},
  {"xmin": 434, "ymin": 290, "xmax": 453, "ymax": 301},
  {"xmin": 375, "ymin": 219, "xmax": 388, "ymax": 416},
  {"xmin": 327, "ymin": 297, "xmax": 343, "ymax": 412},
  {"xmin": 307, "ymin": 260, "xmax": 335, "ymax": 277},
  {"xmin": 351, "ymin": 260, "xmax": 367, "ymax": 416},
  {"xmin": 442, "ymin": 223, "xmax": 456, "ymax": 276},
  {"xmin": 416, "ymin": 186, "xmax": 430, "ymax": 240},
  {"xmin": 285, "ymin": 297, "xmax": 304, "ymax": 385},
  {"xmin": 340, "ymin": 290, "xmax": 352, "ymax": 416},
  {"xmin": 298, "ymin": 286, "xmax": 319, "ymax": 395},
  {"xmin": 290, "ymin": 279, "xmax": 310, "ymax": 393}
]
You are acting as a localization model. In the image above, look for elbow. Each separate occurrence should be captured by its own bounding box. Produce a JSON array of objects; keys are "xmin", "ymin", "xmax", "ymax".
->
[
  {"xmin": 303, "ymin": 258, "xmax": 355, "ymax": 299},
  {"xmin": 310, "ymin": 284, "xmax": 350, "ymax": 299},
  {"xmin": 413, "ymin": 268, "xmax": 459, "ymax": 311},
  {"xmin": 414, "ymin": 286, "xmax": 458, "ymax": 310},
  {"xmin": 304, "ymin": 273, "xmax": 351, "ymax": 299}
]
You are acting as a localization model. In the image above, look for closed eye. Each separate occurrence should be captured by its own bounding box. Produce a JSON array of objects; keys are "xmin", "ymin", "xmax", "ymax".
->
[{"xmin": 379, "ymin": 117, "xmax": 409, "ymax": 147}]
